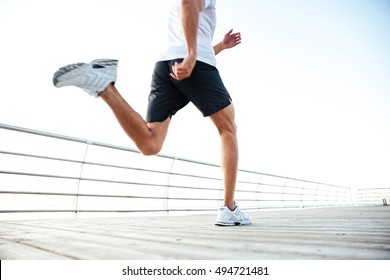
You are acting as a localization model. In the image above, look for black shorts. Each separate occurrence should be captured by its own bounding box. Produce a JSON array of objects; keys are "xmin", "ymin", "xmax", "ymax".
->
[{"xmin": 146, "ymin": 59, "xmax": 232, "ymax": 122}]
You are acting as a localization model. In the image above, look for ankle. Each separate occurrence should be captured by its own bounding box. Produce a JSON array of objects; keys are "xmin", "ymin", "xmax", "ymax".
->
[
  {"xmin": 100, "ymin": 83, "xmax": 117, "ymax": 100},
  {"xmin": 224, "ymin": 201, "xmax": 235, "ymax": 211}
]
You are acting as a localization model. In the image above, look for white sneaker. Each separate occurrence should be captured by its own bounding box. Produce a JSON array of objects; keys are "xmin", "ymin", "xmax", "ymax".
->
[
  {"xmin": 215, "ymin": 203, "xmax": 251, "ymax": 226},
  {"xmin": 53, "ymin": 58, "xmax": 118, "ymax": 98}
]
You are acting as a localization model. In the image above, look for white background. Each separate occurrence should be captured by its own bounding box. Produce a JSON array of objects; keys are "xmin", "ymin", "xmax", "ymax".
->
[{"xmin": 1, "ymin": 0, "xmax": 389, "ymax": 190}]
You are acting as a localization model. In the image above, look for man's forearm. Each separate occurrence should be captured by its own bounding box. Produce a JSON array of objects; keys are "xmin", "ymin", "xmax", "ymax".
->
[
  {"xmin": 181, "ymin": 0, "xmax": 199, "ymax": 57},
  {"xmin": 214, "ymin": 42, "xmax": 224, "ymax": 55}
]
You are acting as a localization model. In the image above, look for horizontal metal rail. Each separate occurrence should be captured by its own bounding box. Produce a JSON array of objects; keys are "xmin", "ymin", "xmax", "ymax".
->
[
  {"xmin": 0, "ymin": 123, "xmax": 372, "ymax": 219},
  {"xmin": 0, "ymin": 123, "xmax": 350, "ymax": 188},
  {"xmin": 0, "ymin": 169, "xmax": 346, "ymax": 198},
  {"xmin": 355, "ymin": 188, "xmax": 390, "ymax": 206}
]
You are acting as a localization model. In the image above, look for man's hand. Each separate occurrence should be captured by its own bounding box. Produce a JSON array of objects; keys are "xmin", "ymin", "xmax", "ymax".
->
[
  {"xmin": 222, "ymin": 29, "xmax": 241, "ymax": 50},
  {"xmin": 170, "ymin": 54, "xmax": 197, "ymax": 80},
  {"xmin": 214, "ymin": 29, "xmax": 242, "ymax": 55}
]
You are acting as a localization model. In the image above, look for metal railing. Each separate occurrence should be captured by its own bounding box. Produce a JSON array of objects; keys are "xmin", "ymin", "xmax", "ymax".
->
[
  {"xmin": 0, "ymin": 123, "xmax": 361, "ymax": 219},
  {"xmin": 354, "ymin": 188, "xmax": 390, "ymax": 206}
]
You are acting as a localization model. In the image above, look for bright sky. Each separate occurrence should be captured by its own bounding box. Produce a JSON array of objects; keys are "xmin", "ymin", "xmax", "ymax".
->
[{"xmin": 1, "ymin": 0, "xmax": 389, "ymax": 190}]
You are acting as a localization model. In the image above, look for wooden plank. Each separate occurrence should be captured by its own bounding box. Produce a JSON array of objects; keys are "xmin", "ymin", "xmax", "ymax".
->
[
  {"xmin": 0, "ymin": 237, "xmax": 71, "ymax": 259},
  {"xmin": 0, "ymin": 206, "xmax": 389, "ymax": 259}
]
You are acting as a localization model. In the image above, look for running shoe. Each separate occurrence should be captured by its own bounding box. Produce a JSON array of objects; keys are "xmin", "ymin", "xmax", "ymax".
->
[
  {"xmin": 215, "ymin": 202, "xmax": 251, "ymax": 226},
  {"xmin": 53, "ymin": 58, "xmax": 118, "ymax": 98}
]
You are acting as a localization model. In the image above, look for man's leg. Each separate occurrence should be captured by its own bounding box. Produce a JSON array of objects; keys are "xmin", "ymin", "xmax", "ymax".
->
[
  {"xmin": 209, "ymin": 104, "xmax": 238, "ymax": 211},
  {"xmin": 100, "ymin": 84, "xmax": 170, "ymax": 156}
]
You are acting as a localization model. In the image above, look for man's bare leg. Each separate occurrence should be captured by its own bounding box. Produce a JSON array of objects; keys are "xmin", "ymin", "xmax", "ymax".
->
[
  {"xmin": 100, "ymin": 84, "xmax": 170, "ymax": 155},
  {"xmin": 209, "ymin": 104, "xmax": 238, "ymax": 211}
]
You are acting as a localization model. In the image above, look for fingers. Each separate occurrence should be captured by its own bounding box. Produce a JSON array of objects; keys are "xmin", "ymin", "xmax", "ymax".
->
[
  {"xmin": 235, "ymin": 32, "xmax": 242, "ymax": 45},
  {"xmin": 171, "ymin": 62, "xmax": 183, "ymax": 80},
  {"xmin": 170, "ymin": 62, "xmax": 192, "ymax": 81},
  {"xmin": 224, "ymin": 31, "xmax": 241, "ymax": 49},
  {"xmin": 170, "ymin": 55, "xmax": 197, "ymax": 80},
  {"xmin": 232, "ymin": 32, "xmax": 241, "ymax": 47},
  {"xmin": 226, "ymin": 29, "xmax": 240, "ymax": 39},
  {"xmin": 226, "ymin": 29, "xmax": 241, "ymax": 45},
  {"xmin": 170, "ymin": 62, "xmax": 179, "ymax": 80}
]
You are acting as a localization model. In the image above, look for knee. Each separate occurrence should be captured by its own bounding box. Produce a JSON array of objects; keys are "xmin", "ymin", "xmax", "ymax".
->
[
  {"xmin": 138, "ymin": 142, "xmax": 162, "ymax": 156},
  {"xmin": 230, "ymin": 122, "xmax": 238, "ymax": 135},
  {"xmin": 219, "ymin": 121, "xmax": 237, "ymax": 138}
]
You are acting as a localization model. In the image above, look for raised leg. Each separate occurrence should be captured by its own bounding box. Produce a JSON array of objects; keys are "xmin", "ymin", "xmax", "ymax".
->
[{"xmin": 100, "ymin": 84, "xmax": 170, "ymax": 155}]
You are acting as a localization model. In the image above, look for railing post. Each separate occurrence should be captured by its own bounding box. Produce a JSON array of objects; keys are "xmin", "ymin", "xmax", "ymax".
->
[
  {"xmin": 282, "ymin": 178, "xmax": 289, "ymax": 208},
  {"xmin": 256, "ymin": 173, "xmax": 263, "ymax": 209},
  {"xmin": 300, "ymin": 181, "xmax": 305, "ymax": 208},
  {"xmin": 314, "ymin": 183, "xmax": 319, "ymax": 207},
  {"xmin": 74, "ymin": 141, "xmax": 91, "ymax": 218},
  {"xmin": 348, "ymin": 187, "xmax": 354, "ymax": 206},
  {"xmin": 164, "ymin": 157, "xmax": 176, "ymax": 213},
  {"xmin": 325, "ymin": 185, "xmax": 330, "ymax": 206}
]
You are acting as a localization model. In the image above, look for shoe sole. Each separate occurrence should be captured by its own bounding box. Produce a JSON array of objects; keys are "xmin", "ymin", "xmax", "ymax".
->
[
  {"xmin": 215, "ymin": 220, "xmax": 251, "ymax": 226},
  {"xmin": 91, "ymin": 58, "xmax": 118, "ymax": 67},
  {"xmin": 53, "ymin": 62, "xmax": 86, "ymax": 87},
  {"xmin": 53, "ymin": 59, "xmax": 118, "ymax": 87}
]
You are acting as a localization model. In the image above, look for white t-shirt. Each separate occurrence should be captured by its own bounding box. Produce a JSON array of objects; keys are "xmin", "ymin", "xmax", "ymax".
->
[{"xmin": 158, "ymin": 0, "xmax": 217, "ymax": 66}]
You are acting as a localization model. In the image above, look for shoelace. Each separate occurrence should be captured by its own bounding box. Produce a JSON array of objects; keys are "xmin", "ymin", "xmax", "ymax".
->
[{"xmin": 233, "ymin": 208, "xmax": 249, "ymax": 221}]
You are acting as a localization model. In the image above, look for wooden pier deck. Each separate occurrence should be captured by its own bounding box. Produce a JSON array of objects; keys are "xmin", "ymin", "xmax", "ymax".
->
[{"xmin": 0, "ymin": 206, "xmax": 389, "ymax": 260}]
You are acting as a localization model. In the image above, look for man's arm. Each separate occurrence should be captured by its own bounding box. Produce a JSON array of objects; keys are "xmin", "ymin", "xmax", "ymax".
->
[
  {"xmin": 181, "ymin": 0, "xmax": 203, "ymax": 59},
  {"xmin": 170, "ymin": 0, "xmax": 204, "ymax": 81},
  {"xmin": 214, "ymin": 29, "xmax": 242, "ymax": 55}
]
